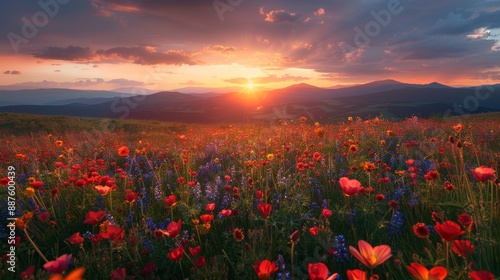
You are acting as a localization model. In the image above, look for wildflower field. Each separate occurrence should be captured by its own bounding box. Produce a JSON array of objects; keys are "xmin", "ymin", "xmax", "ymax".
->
[{"xmin": 1, "ymin": 113, "xmax": 499, "ymax": 280}]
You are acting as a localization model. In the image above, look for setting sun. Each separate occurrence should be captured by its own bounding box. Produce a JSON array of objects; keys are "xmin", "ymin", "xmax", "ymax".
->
[{"xmin": 246, "ymin": 81, "xmax": 255, "ymax": 90}]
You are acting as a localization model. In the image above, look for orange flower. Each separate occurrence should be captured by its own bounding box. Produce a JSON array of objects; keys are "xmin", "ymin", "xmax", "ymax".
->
[
  {"xmin": 347, "ymin": 269, "xmax": 367, "ymax": 280},
  {"xmin": 48, "ymin": 267, "xmax": 86, "ymax": 280},
  {"xmin": 471, "ymin": 166, "xmax": 495, "ymax": 182},
  {"xmin": 349, "ymin": 144, "xmax": 358, "ymax": 153},
  {"xmin": 258, "ymin": 203, "xmax": 272, "ymax": 219},
  {"xmin": 308, "ymin": 262, "xmax": 337, "ymax": 280},
  {"xmin": 54, "ymin": 140, "xmax": 63, "ymax": 147},
  {"xmin": 339, "ymin": 177, "xmax": 363, "ymax": 196},
  {"xmin": 253, "ymin": 259, "xmax": 278, "ymax": 280},
  {"xmin": 435, "ymin": 221, "xmax": 465, "ymax": 242},
  {"xmin": 94, "ymin": 185, "xmax": 111, "ymax": 196},
  {"xmin": 406, "ymin": 262, "xmax": 447, "ymax": 280},
  {"xmin": 453, "ymin": 123, "xmax": 463, "ymax": 132},
  {"xmin": 117, "ymin": 146, "xmax": 130, "ymax": 156},
  {"xmin": 349, "ymin": 240, "xmax": 392, "ymax": 269},
  {"xmin": 451, "ymin": 239, "xmax": 474, "ymax": 258},
  {"xmin": 469, "ymin": 270, "xmax": 494, "ymax": 280}
]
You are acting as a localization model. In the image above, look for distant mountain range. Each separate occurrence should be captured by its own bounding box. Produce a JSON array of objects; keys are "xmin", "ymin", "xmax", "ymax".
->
[{"xmin": 1, "ymin": 80, "xmax": 499, "ymax": 123}]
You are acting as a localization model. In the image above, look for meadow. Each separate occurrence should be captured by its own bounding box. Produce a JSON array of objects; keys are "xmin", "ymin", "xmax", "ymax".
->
[{"xmin": 0, "ymin": 113, "xmax": 499, "ymax": 280}]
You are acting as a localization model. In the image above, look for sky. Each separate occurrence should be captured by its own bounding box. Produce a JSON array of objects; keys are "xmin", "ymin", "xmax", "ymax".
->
[{"xmin": 0, "ymin": 0, "xmax": 500, "ymax": 91}]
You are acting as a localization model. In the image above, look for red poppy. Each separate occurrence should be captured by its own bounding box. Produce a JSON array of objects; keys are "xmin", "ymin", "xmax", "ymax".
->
[
  {"xmin": 205, "ymin": 203, "xmax": 215, "ymax": 212},
  {"xmin": 168, "ymin": 247, "xmax": 184, "ymax": 261},
  {"xmin": 451, "ymin": 240, "xmax": 474, "ymax": 258},
  {"xmin": 221, "ymin": 209, "xmax": 232, "ymax": 217},
  {"xmin": 67, "ymin": 232, "xmax": 84, "ymax": 245},
  {"xmin": 424, "ymin": 170, "xmax": 439, "ymax": 180},
  {"xmin": 339, "ymin": 177, "xmax": 363, "ymax": 196},
  {"xmin": 39, "ymin": 211, "xmax": 50, "ymax": 222},
  {"xmin": 321, "ymin": 208, "xmax": 333, "ymax": 219},
  {"xmin": 308, "ymin": 262, "xmax": 332, "ymax": 280},
  {"xmin": 194, "ymin": 256, "xmax": 206, "ymax": 268},
  {"xmin": 30, "ymin": 181, "xmax": 44, "ymax": 190},
  {"xmin": 199, "ymin": 214, "xmax": 213, "ymax": 224},
  {"xmin": 469, "ymin": 270, "xmax": 494, "ymax": 280},
  {"xmin": 101, "ymin": 224, "xmax": 125, "ymax": 244},
  {"xmin": 164, "ymin": 195, "xmax": 177, "ymax": 207},
  {"xmin": 189, "ymin": 246, "xmax": 201, "ymax": 257},
  {"xmin": 110, "ymin": 267, "xmax": 127, "ymax": 280},
  {"xmin": 141, "ymin": 261, "xmax": 156, "ymax": 276},
  {"xmin": 256, "ymin": 190, "xmax": 263, "ymax": 200},
  {"xmin": 83, "ymin": 210, "xmax": 105, "ymax": 225},
  {"xmin": 253, "ymin": 259, "xmax": 278, "ymax": 280},
  {"xmin": 125, "ymin": 190, "xmax": 137, "ymax": 203},
  {"xmin": 117, "ymin": 146, "xmax": 129, "ymax": 157},
  {"xmin": 258, "ymin": 203, "xmax": 272, "ymax": 219},
  {"xmin": 20, "ymin": 266, "xmax": 35, "ymax": 279},
  {"xmin": 309, "ymin": 226, "xmax": 319, "ymax": 236},
  {"xmin": 435, "ymin": 221, "xmax": 465, "ymax": 242},
  {"xmin": 158, "ymin": 219, "xmax": 182, "ymax": 239},
  {"xmin": 471, "ymin": 166, "xmax": 495, "ymax": 182}
]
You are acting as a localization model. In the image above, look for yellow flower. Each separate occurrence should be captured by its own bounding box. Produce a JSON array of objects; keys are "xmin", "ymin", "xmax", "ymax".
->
[
  {"xmin": 214, "ymin": 158, "xmax": 220, "ymax": 164},
  {"xmin": 348, "ymin": 116, "xmax": 353, "ymax": 121},
  {"xmin": 24, "ymin": 187, "xmax": 35, "ymax": 198},
  {"xmin": 266, "ymin": 154, "xmax": 275, "ymax": 161}
]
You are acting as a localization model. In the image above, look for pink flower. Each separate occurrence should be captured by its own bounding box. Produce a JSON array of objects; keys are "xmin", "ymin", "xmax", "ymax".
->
[
  {"xmin": 471, "ymin": 166, "xmax": 495, "ymax": 182},
  {"xmin": 339, "ymin": 177, "xmax": 363, "ymax": 196},
  {"xmin": 44, "ymin": 254, "xmax": 72, "ymax": 274}
]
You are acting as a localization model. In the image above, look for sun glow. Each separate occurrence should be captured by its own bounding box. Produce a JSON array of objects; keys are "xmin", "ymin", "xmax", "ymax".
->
[{"xmin": 246, "ymin": 81, "xmax": 255, "ymax": 90}]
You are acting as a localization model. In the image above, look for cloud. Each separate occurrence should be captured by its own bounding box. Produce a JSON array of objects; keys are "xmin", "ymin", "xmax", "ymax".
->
[
  {"xmin": 34, "ymin": 46, "xmax": 97, "ymax": 61},
  {"xmin": 96, "ymin": 46, "xmax": 197, "ymax": 65},
  {"xmin": 264, "ymin": 9, "xmax": 300, "ymax": 23},
  {"xmin": 204, "ymin": 45, "xmax": 235, "ymax": 53},
  {"xmin": 33, "ymin": 45, "xmax": 198, "ymax": 65},
  {"xmin": 3, "ymin": 70, "xmax": 21, "ymax": 75},
  {"xmin": 0, "ymin": 78, "xmax": 148, "ymax": 90},
  {"xmin": 314, "ymin": 8, "xmax": 325, "ymax": 16},
  {"xmin": 224, "ymin": 74, "xmax": 308, "ymax": 85}
]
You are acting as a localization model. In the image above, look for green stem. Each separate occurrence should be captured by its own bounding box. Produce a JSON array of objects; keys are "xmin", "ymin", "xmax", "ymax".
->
[{"xmin": 23, "ymin": 228, "xmax": 49, "ymax": 263}]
